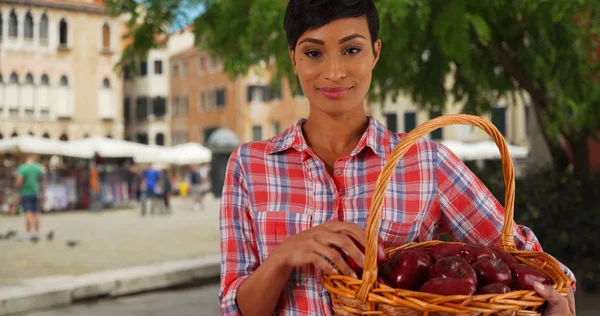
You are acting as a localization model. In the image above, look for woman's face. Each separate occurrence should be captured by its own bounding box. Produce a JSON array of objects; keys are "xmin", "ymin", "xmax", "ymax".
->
[{"xmin": 290, "ymin": 17, "xmax": 381, "ymax": 117}]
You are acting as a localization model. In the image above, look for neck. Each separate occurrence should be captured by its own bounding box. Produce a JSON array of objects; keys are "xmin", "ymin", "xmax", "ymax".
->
[{"xmin": 302, "ymin": 110, "xmax": 369, "ymax": 156}]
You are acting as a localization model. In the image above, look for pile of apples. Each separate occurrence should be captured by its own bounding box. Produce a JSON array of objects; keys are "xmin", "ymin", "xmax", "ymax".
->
[{"xmin": 342, "ymin": 239, "xmax": 552, "ymax": 296}]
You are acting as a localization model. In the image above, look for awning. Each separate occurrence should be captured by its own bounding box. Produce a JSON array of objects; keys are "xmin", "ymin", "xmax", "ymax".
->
[{"xmin": 440, "ymin": 140, "xmax": 529, "ymax": 161}]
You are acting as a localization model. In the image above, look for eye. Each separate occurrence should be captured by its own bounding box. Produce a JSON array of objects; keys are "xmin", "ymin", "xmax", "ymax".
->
[
  {"xmin": 304, "ymin": 50, "xmax": 321, "ymax": 58},
  {"xmin": 344, "ymin": 47, "xmax": 362, "ymax": 55}
]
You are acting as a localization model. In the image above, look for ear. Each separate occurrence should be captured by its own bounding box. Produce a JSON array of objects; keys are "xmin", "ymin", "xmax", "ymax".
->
[
  {"xmin": 289, "ymin": 48, "xmax": 297, "ymax": 67},
  {"xmin": 372, "ymin": 39, "xmax": 382, "ymax": 69}
]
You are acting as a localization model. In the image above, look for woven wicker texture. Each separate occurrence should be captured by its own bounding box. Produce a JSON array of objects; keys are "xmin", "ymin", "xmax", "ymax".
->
[{"xmin": 322, "ymin": 114, "xmax": 571, "ymax": 315}]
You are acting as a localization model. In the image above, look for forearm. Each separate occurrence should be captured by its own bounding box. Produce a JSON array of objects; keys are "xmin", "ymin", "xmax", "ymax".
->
[{"xmin": 236, "ymin": 253, "xmax": 293, "ymax": 316}]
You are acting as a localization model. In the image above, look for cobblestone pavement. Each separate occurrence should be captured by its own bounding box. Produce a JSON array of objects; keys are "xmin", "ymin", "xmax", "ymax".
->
[{"xmin": 0, "ymin": 195, "xmax": 220, "ymax": 286}]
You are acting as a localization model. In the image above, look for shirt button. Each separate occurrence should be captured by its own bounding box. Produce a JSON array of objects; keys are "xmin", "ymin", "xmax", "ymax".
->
[{"xmin": 334, "ymin": 168, "xmax": 342, "ymax": 176}]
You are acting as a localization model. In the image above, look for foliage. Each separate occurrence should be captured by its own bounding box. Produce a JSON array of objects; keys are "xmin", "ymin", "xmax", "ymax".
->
[{"xmin": 472, "ymin": 162, "xmax": 600, "ymax": 292}]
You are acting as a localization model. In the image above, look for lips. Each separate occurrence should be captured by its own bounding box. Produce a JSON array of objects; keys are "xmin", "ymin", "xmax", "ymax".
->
[{"xmin": 318, "ymin": 86, "xmax": 352, "ymax": 99}]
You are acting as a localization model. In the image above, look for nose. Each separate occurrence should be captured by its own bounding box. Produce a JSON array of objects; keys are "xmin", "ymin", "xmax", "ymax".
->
[{"xmin": 324, "ymin": 55, "xmax": 347, "ymax": 82}]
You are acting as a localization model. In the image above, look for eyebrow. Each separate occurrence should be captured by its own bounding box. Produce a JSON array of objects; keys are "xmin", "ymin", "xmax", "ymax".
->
[{"xmin": 297, "ymin": 33, "xmax": 367, "ymax": 46}]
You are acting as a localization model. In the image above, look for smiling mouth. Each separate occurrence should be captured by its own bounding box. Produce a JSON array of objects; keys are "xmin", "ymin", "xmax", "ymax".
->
[{"xmin": 318, "ymin": 87, "xmax": 353, "ymax": 99}]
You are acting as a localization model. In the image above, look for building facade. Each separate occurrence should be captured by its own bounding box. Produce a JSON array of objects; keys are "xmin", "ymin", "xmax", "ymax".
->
[
  {"xmin": 168, "ymin": 35, "xmax": 309, "ymax": 146},
  {"xmin": 122, "ymin": 47, "xmax": 170, "ymax": 145},
  {"xmin": 0, "ymin": 0, "xmax": 123, "ymax": 140}
]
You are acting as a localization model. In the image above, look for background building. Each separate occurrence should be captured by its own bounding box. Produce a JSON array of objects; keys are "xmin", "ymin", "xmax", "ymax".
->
[{"xmin": 0, "ymin": 0, "xmax": 124, "ymax": 140}]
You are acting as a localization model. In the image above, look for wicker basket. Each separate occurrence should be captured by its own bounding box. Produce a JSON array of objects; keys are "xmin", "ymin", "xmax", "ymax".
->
[{"xmin": 322, "ymin": 114, "xmax": 571, "ymax": 316}]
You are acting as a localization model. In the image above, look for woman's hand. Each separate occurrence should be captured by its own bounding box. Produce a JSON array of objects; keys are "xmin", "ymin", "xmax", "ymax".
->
[
  {"xmin": 533, "ymin": 282, "xmax": 576, "ymax": 316},
  {"xmin": 270, "ymin": 221, "xmax": 366, "ymax": 278}
]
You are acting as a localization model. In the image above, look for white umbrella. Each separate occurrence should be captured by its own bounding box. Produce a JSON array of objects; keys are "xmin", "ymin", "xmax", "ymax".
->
[
  {"xmin": 0, "ymin": 135, "xmax": 93, "ymax": 158},
  {"xmin": 441, "ymin": 140, "xmax": 529, "ymax": 161},
  {"xmin": 68, "ymin": 136, "xmax": 159, "ymax": 158}
]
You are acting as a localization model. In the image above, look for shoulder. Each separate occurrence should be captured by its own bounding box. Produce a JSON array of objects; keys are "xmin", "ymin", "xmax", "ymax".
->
[{"xmin": 388, "ymin": 132, "xmax": 443, "ymax": 162}]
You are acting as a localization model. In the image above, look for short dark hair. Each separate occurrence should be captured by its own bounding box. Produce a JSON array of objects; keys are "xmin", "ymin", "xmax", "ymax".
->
[{"xmin": 284, "ymin": 0, "xmax": 380, "ymax": 51}]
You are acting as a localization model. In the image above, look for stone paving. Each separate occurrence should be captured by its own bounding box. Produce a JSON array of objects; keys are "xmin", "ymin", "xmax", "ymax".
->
[{"xmin": 0, "ymin": 195, "xmax": 220, "ymax": 286}]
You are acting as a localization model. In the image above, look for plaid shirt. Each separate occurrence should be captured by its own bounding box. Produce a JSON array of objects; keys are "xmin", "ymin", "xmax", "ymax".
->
[{"xmin": 219, "ymin": 116, "xmax": 575, "ymax": 316}]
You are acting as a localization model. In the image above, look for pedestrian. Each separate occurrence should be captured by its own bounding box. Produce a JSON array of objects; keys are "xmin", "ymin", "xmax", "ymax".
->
[
  {"xmin": 188, "ymin": 164, "xmax": 203, "ymax": 210},
  {"xmin": 218, "ymin": 1, "xmax": 576, "ymax": 315},
  {"xmin": 15, "ymin": 154, "xmax": 44, "ymax": 241},
  {"xmin": 140, "ymin": 163, "xmax": 162, "ymax": 216},
  {"xmin": 162, "ymin": 169, "xmax": 172, "ymax": 214}
]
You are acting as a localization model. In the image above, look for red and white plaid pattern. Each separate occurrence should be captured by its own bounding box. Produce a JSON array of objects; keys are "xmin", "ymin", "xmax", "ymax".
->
[{"xmin": 219, "ymin": 116, "xmax": 575, "ymax": 315}]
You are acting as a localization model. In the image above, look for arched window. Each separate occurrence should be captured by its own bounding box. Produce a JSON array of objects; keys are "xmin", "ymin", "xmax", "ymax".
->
[
  {"xmin": 60, "ymin": 75, "xmax": 68, "ymax": 87},
  {"xmin": 28, "ymin": 131, "xmax": 34, "ymax": 136},
  {"xmin": 102, "ymin": 23, "xmax": 110, "ymax": 50},
  {"xmin": 106, "ymin": 134, "xmax": 113, "ymax": 139},
  {"xmin": 102, "ymin": 78, "xmax": 110, "ymax": 88},
  {"xmin": 0, "ymin": 73, "xmax": 3, "ymax": 84},
  {"xmin": 59, "ymin": 133, "xmax": 68, "ymax": 141},
  {"xmin": 155, "ymin": 133, "xmax": 165, "ymax": 146},
  {"xmin": 9, "ymin": 10, "xmax": 17, "ymax": 38},
  {"xmin": 40, "ymin": 13, "xmax": 49, "ymax": 43},
  {"xmin": 42, "ymin": 132, "xmax": 50, "ymax": 138},
  {"xmin": 11, "ymin": 131, "xmax": 18, "ymax": 138},
  {"xmin": 9, "ymin": 72, "xmax": 18, "ymax": 84},
  {"xmin": 59, "ymin": 18, "xmax": 68, "ymax": 46},
  {"xmin": 24, "ymin": 11, "xmax": 33, "ymax": 39},
  {"xmin": 25, "ymin": 73, "xmax": 34, "ymax": 84},
  {"xmin": 41, "ymin": 74, "xmax": 49, "ymax": 85},
  {"xmin": 0, "ymin": 11, "xmax": 3, "ymax": 39}
]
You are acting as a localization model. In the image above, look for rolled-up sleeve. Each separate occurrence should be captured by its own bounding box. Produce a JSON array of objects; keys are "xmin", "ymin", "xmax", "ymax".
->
[
  {"xmin": 219, "ymin": 147, "xmax": 259, "ymax": 314},
  {"xmin": 435, "ymin": 143, "xmax": 576, "ymax": 289}
]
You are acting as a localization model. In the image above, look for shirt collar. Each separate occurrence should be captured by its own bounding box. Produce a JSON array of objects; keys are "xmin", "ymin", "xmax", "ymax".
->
[{"xmin": 266, "ymin": 116, "xmax": 392, "ymax": 159}]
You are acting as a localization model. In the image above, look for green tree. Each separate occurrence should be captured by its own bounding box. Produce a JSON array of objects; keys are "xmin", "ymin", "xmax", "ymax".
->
[{"xmin": 107, "ymin": 0, "xmax": 600, "ymax": 177}]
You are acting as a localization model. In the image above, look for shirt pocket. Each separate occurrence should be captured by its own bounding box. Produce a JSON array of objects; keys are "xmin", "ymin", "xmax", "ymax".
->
[
  {"xmin": 253, "ymin": 211, "xmax": 313, "ymax": 286},
  {"xmin": 378, "ymin": 219, "xmax": 419, "ymax": 250}
]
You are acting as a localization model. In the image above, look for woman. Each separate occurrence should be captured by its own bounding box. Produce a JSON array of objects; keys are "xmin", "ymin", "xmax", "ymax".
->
[{"xmin": 219, "ymin": 1, "xmax": 576, "ymax": 315}]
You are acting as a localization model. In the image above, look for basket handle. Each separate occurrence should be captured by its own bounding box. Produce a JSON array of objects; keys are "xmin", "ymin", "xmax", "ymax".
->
[{"xmin": 357, "ymin": 114, "xmax": 517, "ymax": 301}]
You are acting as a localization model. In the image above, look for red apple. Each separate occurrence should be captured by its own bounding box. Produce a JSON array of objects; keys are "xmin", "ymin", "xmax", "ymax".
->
[
  {"xmin": 511, "ymin": 264, "xmax": 552, "ymax": 290},
  {"xmin": 478, "ymin": 283, "xmax": 511, "ymax": 294},
  {"xmin": 429, "ymin": 257, "xmax": 478, "ymax": 287},
  {"xmin": 461, "ymin": 243, "xmax": 495, "ymax": 264},
  {"xmin": 420, "ymin": 278, "xmax": 477, "ymax": 296},
  {"xmin": 340, "ymin": 234, "xmax": 387, "ymax": 277},
  {"xmin": 380, "ymin": 249, "xmax": 432, "ymax": 290},
  {"xmin": 430, "ymin": 243, "xmax": 463, "ymax": 261},
  {"xmin": 490, "ymin": 246, "xmax": 521, "ymax": 268},
  {"xmin": 472, "ymin": 257, "xmax": 512, "ymax": 287}
]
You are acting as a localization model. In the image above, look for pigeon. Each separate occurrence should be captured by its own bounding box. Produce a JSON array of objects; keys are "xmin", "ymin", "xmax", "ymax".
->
[
  {"xmin": 47, "ymin": 231, "xmax": 54, "ymax": 241},
  {"xmin": 5, "ymin": 230, "xmax": 17, "ymax": 239},
  {"xmin": 66, "ymin": 240, "xmax": 79, "ymax": 248}
]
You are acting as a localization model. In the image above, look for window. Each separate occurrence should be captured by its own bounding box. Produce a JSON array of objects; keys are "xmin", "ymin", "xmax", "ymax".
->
[
  {"xmin": 123, "ymin": 65, "xmax": 130, "ymax": 80},
  {"xmin": 102, "ymin": 23, "xmax": 110, "ymax": 50},
  {"xmin": 404, "ymin": 112, "xmax": 417, "ymax": 132},
  {"xmin": 155, "ymin": 133, "xmax": 165, "ymax": 146},
  {"xmin": 524, "ymin": 104, "xmax": 530, "ymax": 136},
  {"xmin": 42, "ymin": 133, "xmax": 50, "ymax": 139},
  {"xmin": 9, "ymin": 72, "xmax": 18, "ymax": 84},
  {"xmin": 40, "ymin": 13, "xmax": 49, "ymax": 43},
  {"xmin": 210, "ymin": 57, "xmax": 217, "ymax": 71},
  {"xmin": 9, "ymin": 10, "xmax": 17, "ymax": 38},
  {"xmin": 24, "ymin": 11, "xmax": 33, "ymax": 39},
  {"xmin": 172, "ymin": 64, "xmax": 179, "ymax": 77},
  {"xmin": 273, "ymin": 122, "xmax": 281, "ymax": 136},
  {"xmin": 136, "ymin": 133, "xmax": 148, "ymax": 145},
  {"xmin": 59, "ymin": 134, "xmax": 68, "ymax": 141},
  {"xmin": 59, "ymin": 18, "xmax": 68, "ymax": 46},
  {"xmin": 11, "ymin": 131, "xmax": 18, "ymax": 137},
  {"xmin": 41, "ymin": 74, "xmax": 49, "ymax": 85},
  {"xmin": 25, "ymin": 73, "xmax": 34, "ymax": 84},
  {"xmin": 199, "ymin": 56, "xmax": 205, "ymax": 73},
  {"xmin": 154, "ymin": 60, "xmax": 163, "ymax": 74},
  {"xmin": 0, "ymin": 11, "xmax": 3, "ymax": 40},
  {"xmin": 216, "ymin": 88, "xmax": 226, "ymax": 107},
  {"xmin": 199, "ymin": 92, "xmax": 206, "ymax": 110},
  {"xmin": 385, "ymin": 113, "xmax": 397, "ymax": 133},
  {"xmin": 181, "ymin": 61, "xmax": 188, "ymax": 76},
  {"xmin": 102, "ymin": 78, "xmax": 110, "ymax": 88},
  {"xmin": 430, "ymin": 109, "xmax": 443, "ymax": 140},
  {"xmin": 25, "ymin": 110, "xmax": 34, "ymax": 118},
  {"xmin": 124, "ymin": 97, "xmax": 131, "ymax": 123},
  {"xmin": 252, "ymin": 125, "xmax": 263, "ymax": 141},
  {"xmin": 153, "ymin": 97, "xmax": 166, "ymax": 117},
  {"xmin": 60, "ymin": 75, "xmax": 68, "ymax": 86},
  {"xmin": 136, "ymin": 96, "xmax": 148, "ymax": 120},
  {"xmin": 493, "ymin": 107, "xmax": 507, "ymax": 136},
  {"xmin": 139, "ymin": 61, "xmax": 147, "ymax": 76}
]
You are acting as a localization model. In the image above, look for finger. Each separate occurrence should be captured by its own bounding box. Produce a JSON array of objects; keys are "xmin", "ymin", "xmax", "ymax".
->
[
  {"xmin": 327, "ymin": 221, "xmax": 367, "ymax": 248},
  {"xmin": 309, "ymin": 252, "xmax": 341, "ymax": 276},
  {"xmin": 567, "ymin": 286, "xmax": 576, "ymax": 316},
  {"xmin": 318, "ymin": 231, "xmax": 365, "ymax": 268},
  {"xmin": 313, "ymin": 243, "xmax": 357, "ymax": 278},
  {"xmin": 533, "ymin": 282, "xmax": 568, "ymax": 307}
]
